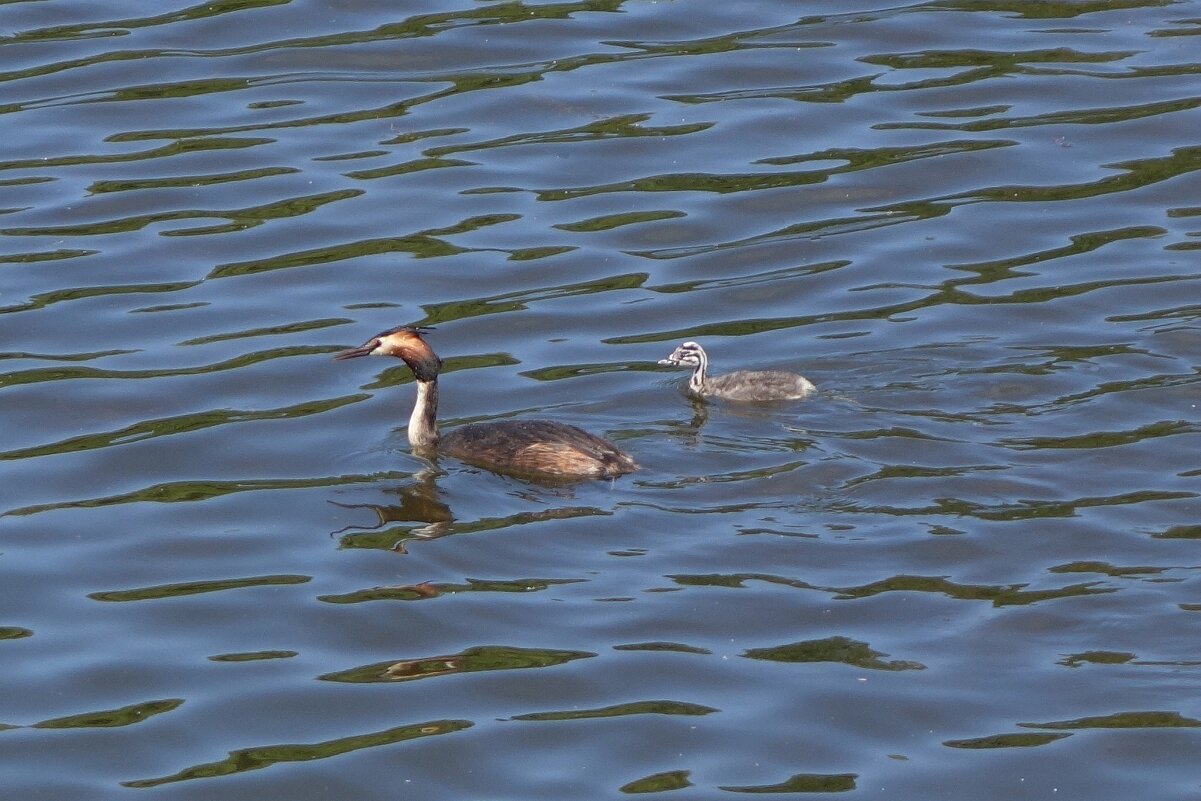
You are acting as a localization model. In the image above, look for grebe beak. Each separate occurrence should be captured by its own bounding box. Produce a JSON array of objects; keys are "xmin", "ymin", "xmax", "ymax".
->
[
  {"xmin": 658, "ymin": 357, "xmax": 680, "ymax": 366},
  {"xmin": 334, "ymin": 341, "xmax": 377, "ymax": 360}
]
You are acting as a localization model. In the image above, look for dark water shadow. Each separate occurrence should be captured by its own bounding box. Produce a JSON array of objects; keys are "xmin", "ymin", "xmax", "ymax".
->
[{"xmin": 123, "ymin": 718, "xmax": 472, "ymax": 788}]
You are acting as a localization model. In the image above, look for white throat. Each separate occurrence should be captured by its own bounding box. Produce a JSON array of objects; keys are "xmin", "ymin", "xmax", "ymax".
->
[{"xmin": 408, "ymin": 379, "xmax": 439, "ymax": 450}]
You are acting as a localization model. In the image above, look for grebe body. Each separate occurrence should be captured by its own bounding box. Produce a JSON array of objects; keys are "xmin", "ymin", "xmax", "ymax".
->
[
  {"xmin": 659, "ymin": 341, "xmax": 814, "ymax": 402},
  {"xmin": 336, "ymin": 326, "xmax": 637, "ymax": 480}
]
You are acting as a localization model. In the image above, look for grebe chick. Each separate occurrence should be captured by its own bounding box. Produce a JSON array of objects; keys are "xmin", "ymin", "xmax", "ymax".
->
[
  {"xmin": 658, "ymin": 341, "xmax": 815, "ymax": 402},
  {"xmin": 336, "ymin": 326, "xmax": 637, "ymax": 480}
]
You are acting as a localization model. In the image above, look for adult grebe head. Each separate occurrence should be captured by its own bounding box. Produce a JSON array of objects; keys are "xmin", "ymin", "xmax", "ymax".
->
[{"xmin": 334, "ymin": 325, "xmax": 442, "ymax": 381}]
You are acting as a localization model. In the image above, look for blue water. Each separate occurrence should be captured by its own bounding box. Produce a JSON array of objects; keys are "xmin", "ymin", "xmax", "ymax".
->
[{"xmin": 3, "ymin": 1, "xmax": 1201, "ymax": 798}]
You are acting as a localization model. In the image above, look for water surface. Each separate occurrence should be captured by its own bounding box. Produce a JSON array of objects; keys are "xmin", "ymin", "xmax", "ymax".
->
[{"xmin": 3, "ymin": 1, "xmax": 1201, "ymax": 798}]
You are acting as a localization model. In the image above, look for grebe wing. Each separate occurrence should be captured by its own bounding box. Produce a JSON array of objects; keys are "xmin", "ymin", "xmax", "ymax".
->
[{"xmin": 440, "ymin": 420, "xmax": 637, "ymax": 478}]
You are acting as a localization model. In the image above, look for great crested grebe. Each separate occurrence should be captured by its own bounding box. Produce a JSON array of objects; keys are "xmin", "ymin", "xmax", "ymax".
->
[
  {"xmin": 659, "ymin": 341, "xmax": 815, "ymax": 401},
  {"xmin": 336, "ymin": 326, "xmax": 638, "ymax": 480}
]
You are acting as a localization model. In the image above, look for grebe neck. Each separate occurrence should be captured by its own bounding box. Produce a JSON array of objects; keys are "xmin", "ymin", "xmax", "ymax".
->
[
  {"xmin": 409, "ymin": 378, "xmax": 440, "ymax": 451},
  {"xmin": 688, "ymin": 349, "xmax": 709, "ymax": 395}
]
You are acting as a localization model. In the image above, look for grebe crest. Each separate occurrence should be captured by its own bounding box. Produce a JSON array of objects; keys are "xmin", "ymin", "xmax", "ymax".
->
[
  {"xmin": 659, "ymin": 341, "xmax": 814, "ymax": 402},
  {"xmin": 337, "ymin": 326, "xmax": 638, "ymax": 480}
]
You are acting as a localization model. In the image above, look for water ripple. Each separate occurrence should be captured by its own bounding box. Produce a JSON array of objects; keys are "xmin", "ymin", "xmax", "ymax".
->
[{"xmin": 5, "ymin": 0, "xmax": 1201, "ymax": 798}]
